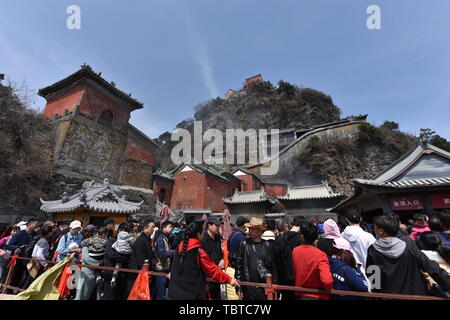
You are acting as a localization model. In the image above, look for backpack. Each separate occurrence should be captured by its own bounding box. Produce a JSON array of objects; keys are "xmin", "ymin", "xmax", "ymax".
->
[{"xmin": 23, "ymin": 235, "xmax": 43, "ymax": 259}]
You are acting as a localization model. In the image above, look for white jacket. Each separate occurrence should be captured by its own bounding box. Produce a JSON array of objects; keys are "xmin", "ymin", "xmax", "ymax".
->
[{"xmin": 342, "ymin": 226, "xmax": 376, "ymax": 271}]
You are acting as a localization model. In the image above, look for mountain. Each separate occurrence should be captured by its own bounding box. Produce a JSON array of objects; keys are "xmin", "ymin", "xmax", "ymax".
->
[{"xmin": 154, "ymin": 78, "xmax": 419, "ymax": 194}]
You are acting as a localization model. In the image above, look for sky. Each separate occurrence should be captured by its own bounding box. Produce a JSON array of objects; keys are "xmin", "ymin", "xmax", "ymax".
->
[{"xmin": 1, "ymin": 0, "xmax": 449, "ymax": 140}]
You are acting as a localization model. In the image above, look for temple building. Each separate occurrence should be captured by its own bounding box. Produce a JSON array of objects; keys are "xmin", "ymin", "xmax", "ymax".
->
[
  {"xmin": 38, "ymin": 64, "xmax": 159, "ymax": 190},
  {"xmin": 331, "ymin": 143, "xmax": 450, "ymax": 222},
  {"xmin": 40, "ymin": 179, "xmax": 143, "ymax": 226},
  {"xmin": 224, "ymin": 182, "xmax": 344, "ymax": 222},
  {"xmin": 153, "ymin": 161, "xmax": 343, "ymax": 223},
  {"xmin": 153, "ymin": 162, "xmax": 242, "ymax": 220}
]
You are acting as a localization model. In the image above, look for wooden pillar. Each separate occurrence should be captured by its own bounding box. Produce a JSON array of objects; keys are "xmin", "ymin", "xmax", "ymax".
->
[{"xmin": 377, "ymin": 194, "xmax": 391, "ymax": 214}]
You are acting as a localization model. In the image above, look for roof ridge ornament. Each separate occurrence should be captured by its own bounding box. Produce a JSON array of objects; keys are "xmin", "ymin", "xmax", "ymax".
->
[{"xmin": 61, "ymin": 192, "xmax": 70, "ymax": 203}]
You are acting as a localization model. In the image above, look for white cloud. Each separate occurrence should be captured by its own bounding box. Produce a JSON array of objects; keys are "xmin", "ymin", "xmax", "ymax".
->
[{"xmin": 182, "ymin": 8, "xmax": 219, "ymax": 98}]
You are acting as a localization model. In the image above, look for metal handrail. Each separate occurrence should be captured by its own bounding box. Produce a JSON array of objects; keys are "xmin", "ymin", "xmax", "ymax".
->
[{"xmin": 2, "ymin": 255, "xmax": 449, "ymax": 300}]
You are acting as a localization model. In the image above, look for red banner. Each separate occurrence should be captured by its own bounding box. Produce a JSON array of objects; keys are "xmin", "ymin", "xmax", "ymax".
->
[
  {"xmin": 430, "ymin": 194, "xmax": 450, "ymax": 209},
  {"xmin": 390, "ymin": 196, "xmax": 423, "ymax": 211}
]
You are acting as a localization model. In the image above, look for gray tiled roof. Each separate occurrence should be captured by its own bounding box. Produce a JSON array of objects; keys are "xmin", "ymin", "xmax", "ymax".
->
[
  {"xmin": 372, "ymin": 143, "xmax": 450, "ymax": 183},
  {"xmin": 354, "ymin": 176, "xmax": 450, "ymax": 188},
  {"xmin": 224, "ymin": 183, "xmax": 342, "ymax": 204},
  {"xmin": 40, "ymin": 180, "xmax": 143, "ymax": 214},
  {"xmin": 278, "ymin": 184, "xmax": 343, "ymax": 200},
  {"xmin": 223, "ymin": 189, "xmax": 268, "ymax": 204}
]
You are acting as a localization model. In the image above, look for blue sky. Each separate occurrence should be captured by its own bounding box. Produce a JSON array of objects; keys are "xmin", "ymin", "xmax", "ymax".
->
[{"xmin": 1, "ymin": 0, "xmax": 449, "ymax": 140}]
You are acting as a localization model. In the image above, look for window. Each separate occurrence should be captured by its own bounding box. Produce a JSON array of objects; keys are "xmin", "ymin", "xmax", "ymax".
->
[
  {"xmin": 98, "ymin": 110, "xmax": 113, "ymax": 127},
  {"xmin": 159, "ymin": 188, "xmax": 166, "ymax": 203}
]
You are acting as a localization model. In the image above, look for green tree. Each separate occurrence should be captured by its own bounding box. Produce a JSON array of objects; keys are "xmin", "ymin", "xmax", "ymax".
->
[
  {"xmin": 381, "ymin": 121, "xmax": 399, "ymax": 130},
  {"xmin": 419, "ymin": 128, "xmax": 436, "ymax": 144},
  {"xmin": 277, "ymin": 80, "xmax": 296, "ymax": 97},
  {"xmin": 430, "ymin": 135, "xmax": 450, "ymax": 152}
]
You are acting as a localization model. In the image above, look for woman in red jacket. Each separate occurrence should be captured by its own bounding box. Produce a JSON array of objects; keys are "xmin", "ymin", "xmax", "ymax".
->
[
  {"xmin": 168, "ymin": 221, "xmax": 239, "ymax": 300},
  {"xmin": 292, "ymin": 221, "xmax": 333, "ymax": 300}
]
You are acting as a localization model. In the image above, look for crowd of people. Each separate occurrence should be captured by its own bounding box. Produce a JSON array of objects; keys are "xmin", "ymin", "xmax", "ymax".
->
[{"xmin": 0, "ymin": 209, "xmax": 449, "ymax": 300}]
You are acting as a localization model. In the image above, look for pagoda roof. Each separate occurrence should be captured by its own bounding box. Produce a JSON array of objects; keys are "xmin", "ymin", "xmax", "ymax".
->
[
  {"xmin": 38, "ymin": 64, "xmax": 143, "ymax": 111},
  {"xmin": 40, "ymin": 179, "xmax": 143, "ymax": 214}
]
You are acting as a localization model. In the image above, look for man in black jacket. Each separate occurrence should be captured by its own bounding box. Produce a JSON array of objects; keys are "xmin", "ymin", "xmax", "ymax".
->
[
  {"xmin": 5, "ymin": 218, "xmax": 38, "ymax": 291},
  {"xmin": 102, "ymin": 223, "xmax": 132, "ymax": 300},
  {"xmin": 273, "ymin": 217, "xmax": 305, "ymax": 299},
  {"xmin": 200, "ymin": 216, "xmax": 224, "ymax": 299},
  {"xmin": 387, "ymin": 212, "xmax": 450, "ymax": 293},
  {"xmin": 366, "ymin": 215, "xmax": 450, "ymax": 295},
  {"xmin": 236, "ymin": 217, "xmax": 278, "ymax": 300},
  {"xmin": 127, "ymin": 219, "xmax": 156, "ymax": 295}
]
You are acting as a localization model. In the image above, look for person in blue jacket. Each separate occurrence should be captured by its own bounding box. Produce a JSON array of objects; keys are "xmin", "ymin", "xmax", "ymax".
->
[{"xmin": 328, "ymin": 238, "xmax": 369, "ymax": 300}]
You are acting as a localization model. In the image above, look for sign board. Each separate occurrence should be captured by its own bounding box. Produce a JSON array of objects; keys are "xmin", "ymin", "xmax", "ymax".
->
[
  {"xmin": 430, "ymin": 194, "xmax": 450, "ymax": 209},
  {"xmin": 390, "ymin": 196, "xmax": 424, "ymax": 211}
]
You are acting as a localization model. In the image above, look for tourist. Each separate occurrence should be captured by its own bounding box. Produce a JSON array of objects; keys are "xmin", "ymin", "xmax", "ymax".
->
[
  {"xmin": 317, "ymin": 218, "xmax": 343, "ymax": 256},
  {"xmin": 276, "ymin": 221, "xmax": 289, "ymax": 236},
  {"xmin": 273, "ymin": 217, "xmax": 304, "ymax": 300},
  {"xmin": 0, "ymin": 226, "xmax": 19, "ymax": 251},
  {"xmin": 366, "ymin": 215, "xmax": 449, "ymax": 295},
  {"xmin": 328, "ymin": 238, "xmax": 369, "ymax": 300},
  {"xmin": 5, "ymin": 218, "xmax": 39, "ymax": 290},
  {"xmin": 341, "ymin": 209, "xmax": 376, "ymax": 271},
  {"xmin": 75, "ymin": 227, "xmax": 107, "ymax": 300},
  {"xmin": 48, "ymin": 222, "xmax": 69, "ymax": 260},
  {"xmin": 56, "ymin": 220, "xmax": 83, "ymax": 262},
  {"xmin": 235, "ymin": 217, "xmax": 278, "ymax": 300},
  {"xmin": 153, "ymin": 220, "xmax": 176, "ymax": 300},
  {"xmin": 223, "ymin": 251, "xmax": 240, "ymax": 300},
  {"xmin": 292, "ymin": 221, "xmax": 333, "ymax": 300},
  {"xmin": 102, "ymin": 223, "xmax": 132, "ymax": 300},
  {"xmin": 437, "ymin": 211, "xmax": 450, "ymax": 249},
  {"xmin": 0, "ymin": 226, "xmax": 19, "ymax": 280},
  {"xmin": 172, "ymin": 216, "xmax": 196, "ymax": 249},
  {"xmin": 167, "ymin": 221, "xmax": 239, "ymax": 300},
  {"xmin": 416, "ymin": 232, "xmax": 450, "ymax": 297},
  {"xmin": 429, "ymin": 216, "xmax": 444, "ymax": 232},
  {"xmin": 104, "ymin": 218, "xmax": 117, "ymax": 240},
  {"xmin": 23, "ymin": 225, "xmax": 55, "ymax": 289},
  {"xmin": 81, "ymin": 226, "xmax": 107, "ymax": 283},
  {"xmin": 111, "ymin": 222, "xmax": 136, "ymax": 288},
  {"xmin": 227, "ymin": 216, "xmax": 249, "ymax": 259},
  {"xmin": 387, "ymin": 212, "xmax": 450, "ymax": 293},
  {"xmin": 262, "ymin": 219, "xmax": 277, "ymax": 241},
  {"xmin": 201, "ymin": 216, "xmax": 224, "ymax": 300},
  {"xmin": 409, "ymin": 213, "xmax": 431, "ymax": 241},
  {"xmin": 128, "ymin": 219, "xmax": 156, "ymax": 294}
]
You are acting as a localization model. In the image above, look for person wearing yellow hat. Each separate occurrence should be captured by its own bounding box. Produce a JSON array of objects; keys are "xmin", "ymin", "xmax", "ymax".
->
[{"xmin": 235, "ymin": 217, "xmax": 278, "ymax": 300}]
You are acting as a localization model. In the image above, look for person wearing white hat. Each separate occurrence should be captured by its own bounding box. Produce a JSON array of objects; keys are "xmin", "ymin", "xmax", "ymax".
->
[{"xmin": 56, "ymin": 220, "xmax": 83, "ymax": 261}]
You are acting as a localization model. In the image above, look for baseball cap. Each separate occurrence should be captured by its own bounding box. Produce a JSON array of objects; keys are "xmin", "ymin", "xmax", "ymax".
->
[
  {"xmin": 236, "ymin": 216, "xmax": 249, "ymax": 227},
  {"xmin": 69, "ymin": 220, "xmax": 82, "ymax": 229},
  {"xmin": 84, "ymin": 224, "xmax": 95, "ymax": 231},
  {"xmin": 333, "ymin": 238, "xmax": 352, "ymax": 251},
  {"xmin": 207, "ymin": 216, "xmax": 222, "ymax": 225}
]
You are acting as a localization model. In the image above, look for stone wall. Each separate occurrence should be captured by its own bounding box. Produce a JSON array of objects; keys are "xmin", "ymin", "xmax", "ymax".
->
[
  {"xmin": 121, "ymin": 158, "xmax": 154, "ymax": 189},
  {"xmin": 53, "ymin": 112, "xmax": 128, "ymax": 184},
  {"xmin": 259, "ymin": 121, "xmax": 365, "ymax": 185}
]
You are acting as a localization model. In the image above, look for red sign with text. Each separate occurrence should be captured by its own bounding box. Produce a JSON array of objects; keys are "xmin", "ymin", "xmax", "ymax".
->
[
  {"xmin": 390, "ymin": 196, "xmax": 424, "ymax": 211},
  {"xmin": 430, "ymin": 194, "xmax": 450, "ymax": 209}
]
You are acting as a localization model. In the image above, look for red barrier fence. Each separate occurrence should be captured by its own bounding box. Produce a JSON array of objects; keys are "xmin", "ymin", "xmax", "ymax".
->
[{"xmin": 1, "ymin": 254, "xmax": 449, "ymax": 300}]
